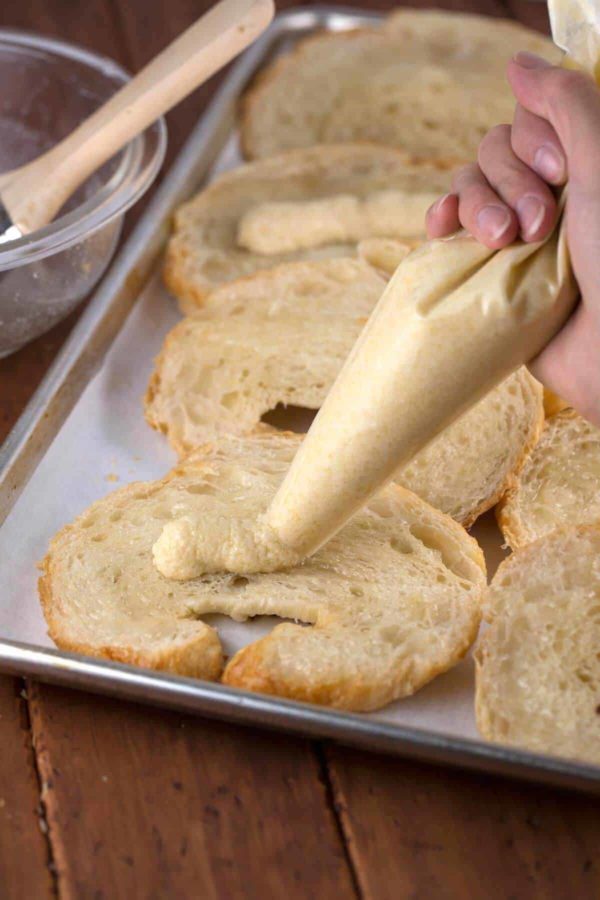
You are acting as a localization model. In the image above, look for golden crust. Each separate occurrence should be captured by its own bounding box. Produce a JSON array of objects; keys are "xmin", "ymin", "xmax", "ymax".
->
[
  {"xmin": 496, "ymin": 408, "xmax": 597, "ymax": 549},
  {"xmin": 240, "ymin": 13, "xmax": 557, "ymax": 161},
  {"xmin": 39, "ymin": 434, "xmax": 484, "ymax": 711},
  {"xmin": 162, "ymin": 143, "xmax": 454, "ymax": 312},
  {"xmin": 223, "ymin": 611, "xmax": 480, "ymax": 712},
  {"xmin": 38, "ymin": 474, "xmax": 224, "ymax": 682},
  {"xmin": 475, "ymin": 524, "xmax": 600, "ymax": 762},
  {"xmin": 460, "ymin": 390, "xmax": 544, "ymax": 530}
]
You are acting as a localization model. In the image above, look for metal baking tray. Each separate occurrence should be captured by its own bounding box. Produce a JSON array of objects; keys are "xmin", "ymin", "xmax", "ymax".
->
[{"xmin": 1, "ymin": 5, "xmax": 598, "ymax": 794}]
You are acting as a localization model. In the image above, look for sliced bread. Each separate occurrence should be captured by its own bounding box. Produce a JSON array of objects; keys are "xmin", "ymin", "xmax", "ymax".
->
[
  {"xmin": 146, "ymin": 261, "xmax": 544, "ymax": 526},
  {"xmin": 163, "ymin": 144, "xmax": 449, "ymax": 310},
  {"xmin": 40, "ymin": 432, "xmax": 485, "ymax": 711},
  {"xmin": 241, "ymin": 10, "xmax": 558, "ymax": 160},
  {"xmin": 543, "ymin": 387, "xmax": 570, "ymax": 417},
  {"xmin": 475, "ymin": 525, "xmax": 600, "ymax": 764},
  {"xmin": 498, "ymin": 409, "xmax": 600, "ymax": 548}
]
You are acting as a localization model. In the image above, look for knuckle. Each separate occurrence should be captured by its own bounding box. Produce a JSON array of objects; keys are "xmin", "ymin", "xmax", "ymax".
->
[
  {"xmin": 478, "ymin": 124, "xmax": 511, "ymax": 167},
  {"xmin": 496, "ymin": 171, "xmax": 527, "ymax": 199},
  {"xmin": 489, "ymin": 123, "xmax": 512, "ymax": 142},
  {"xmin": 451, "ymin": 162, "xmax": 479, "ymax": 192},
  {"xmin": 545, "ymin": 68, "xmax": 590, "ymax": 119}
]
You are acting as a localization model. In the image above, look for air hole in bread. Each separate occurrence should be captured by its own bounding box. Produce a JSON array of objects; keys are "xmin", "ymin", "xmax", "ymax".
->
[
  {"xmin": 186, "ymin": 483, "xmax": 216, "ymax": 496},
  {"xmin": 231, "ymin": 576, "xmax": 249, "ymax": 589},
  {"xmin": 389, "ymin": 536, "xmax": 413, "ymax": 554},
  {"xmin": 221, "ymin": 391, "xmax": 239, "ymax": 410},
  {"xmin": 409, "ymin": 523, "xmax": 473, "ymax": 582},
  {"xmin": 260, "ymin": 403, "xmax": 317, "ymax": 433},
  {"xmin": 379, "ymin": 624, "xmax": 402, "ymax": 644}
]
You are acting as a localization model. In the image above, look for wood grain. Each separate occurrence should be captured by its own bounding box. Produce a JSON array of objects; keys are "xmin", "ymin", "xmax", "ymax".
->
[
  {"xmin": 326, "ymin": 745, "xmax": 600, "ymax": 900},
  {"xmin": 29, "ymin": 683, "xmax": 357, "ymax": 899},
  {"xmin": 1, "ymin": 1, "xmax": 596, "ymax": 898},
  {"xmin": 0, "ymin": 679, "xmax": 54, "ymax": 897},
  {"xmin": 0, "ymin": 2, "xmax": 130, "ymax": 895}
]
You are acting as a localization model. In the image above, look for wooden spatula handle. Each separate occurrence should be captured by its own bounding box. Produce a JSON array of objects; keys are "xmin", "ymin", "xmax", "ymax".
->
[{"xmin": 2, "ymin": 0, "xmax": 273, "ymax": 234}]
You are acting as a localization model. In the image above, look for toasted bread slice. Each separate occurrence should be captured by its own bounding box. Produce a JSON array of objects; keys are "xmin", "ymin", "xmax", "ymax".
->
[
  {"xmin": 498, "ymin": 409, "xmax": 600, "ymax": 548},
  {"xmin": 241, "ymin": 11, "xmax": 558, "ymax": 160},
  {"xmin": 475, "ymin": 525, "xmax": 600, "ymax": 764},
  {"xmin": 147, "ymin": 261, "xmax": 543, "ymax": 526},
  {"xmin": 40, "ymin": 432, "xmax": 485, "ymax": 711},
  {"xmin": 164, "ymin": 144, "xmax": 449, "ymax": 310},
  {"xmin": 147, "ymin": 259, "xmax": 384, "ymax": 450}
]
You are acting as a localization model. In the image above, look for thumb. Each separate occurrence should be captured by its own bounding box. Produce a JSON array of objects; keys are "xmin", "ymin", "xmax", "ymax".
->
[{"xmin": 507, "ymin": 52, "xmax": 600, "ymax": 189}]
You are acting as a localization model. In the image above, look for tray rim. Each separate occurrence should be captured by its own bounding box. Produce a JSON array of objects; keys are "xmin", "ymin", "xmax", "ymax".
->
[{"xmin": 1, "ymin": 4, "xmax": 598, "ymax": 794}]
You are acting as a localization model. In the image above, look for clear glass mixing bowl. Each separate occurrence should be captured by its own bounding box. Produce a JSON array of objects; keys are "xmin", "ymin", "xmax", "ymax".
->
[{"xmin": 0, "ymin": 29, "xmax": 167, "ymax": 357}]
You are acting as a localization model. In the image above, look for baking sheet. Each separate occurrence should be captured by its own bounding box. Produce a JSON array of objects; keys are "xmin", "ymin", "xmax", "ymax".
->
[
  {"xmin": 1, "ymin": 6, "xmax": 598, "ymax": 791},
  {"xmin": 0, "ymin": 121, "xmax": 508, "ymax": 744}
]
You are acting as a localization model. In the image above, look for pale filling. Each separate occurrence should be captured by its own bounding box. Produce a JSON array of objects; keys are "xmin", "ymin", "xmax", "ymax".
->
[
  {"xmin": 154, "ymin": 206, "xmax": 574, "ymax": 580},
  {"xmin": 153, "ymin": 514, "xmax": 301, "ymax": 579},
  {"xmin": 236, "ymin": 190, "xmax": 438, "ymax": 255}
]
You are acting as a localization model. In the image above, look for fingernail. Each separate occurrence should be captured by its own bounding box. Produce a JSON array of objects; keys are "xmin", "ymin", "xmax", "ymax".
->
[
  {"xmin": 533, "ymin": 144, "xmax": 565, "ymax": 183},
  {"xmin": 513, "ymin": 51, "xmax": 552, "ymax": 70},
  {"xmin": 476, "ymin": 205, "xmax": 512, "ymax": 240},
  {"xmin": 428, "ymin": 193, "xmax": 453, "ymax": 216},
  {"xmin": 516, "ymin": 194, "xmax": 546, "ymax": 239}
]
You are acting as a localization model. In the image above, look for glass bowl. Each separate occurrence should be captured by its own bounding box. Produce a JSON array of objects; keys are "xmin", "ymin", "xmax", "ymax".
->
[{"xmin": 0, "ymin": 29, "xmax": 167, "ymax": 357}]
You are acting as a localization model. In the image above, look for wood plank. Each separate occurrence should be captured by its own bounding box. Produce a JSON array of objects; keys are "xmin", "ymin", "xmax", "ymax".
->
[
  {"xmin": 0, "ymin": 0, "xmax": 129, "ymax": 59},
  {"xmin": 28, "ymin": 682, "xmax": 357, "ymax": 899},
  {"xmin": 0, "ymin": 679, "xmax": 54, "ymax": 897},
  {"xmin": 326, "ymin": 746, "xmax": 600, "ymax": 900},
  {"xmin": 0, "ymin": 3, "xmax": 131, "ymax": 895}
]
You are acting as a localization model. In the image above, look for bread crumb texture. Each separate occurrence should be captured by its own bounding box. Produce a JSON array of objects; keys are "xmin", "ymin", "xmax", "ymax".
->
[
  {"xmin": 476, "ymin": 525, "xmax": 600, "ymax": 764},
  {"xmin": 498, "ymin": 410, "xmax": 600, "ymax": 548},
  {"xmin": 163, "ymin": 144, "xmax": 450, "ymax": 309},
  {"xmin": 40, "ymin": 432, "xmax": 485, "ymax": 711},
  {"xmin": 147, "ymin": 259, "xmax": 543, "ymax": 527},
  {"xmin": 241, "ymin": 10, "xmax": 559, "ymax": 160}
]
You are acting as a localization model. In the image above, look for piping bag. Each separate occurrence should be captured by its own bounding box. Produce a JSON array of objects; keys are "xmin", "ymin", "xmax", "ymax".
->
[
  {"xmin": 261, "ymin": 0, "xmax": 599, "ymax": 561},
  {"xmin": 153, "ymin": 0, "xmax": 599, "ymax": 579}
]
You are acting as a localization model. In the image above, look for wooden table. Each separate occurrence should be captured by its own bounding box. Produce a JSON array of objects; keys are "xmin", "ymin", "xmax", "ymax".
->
[{"xmin": 1, "ymin": 1, "xmax": 600, "ymax": 896}]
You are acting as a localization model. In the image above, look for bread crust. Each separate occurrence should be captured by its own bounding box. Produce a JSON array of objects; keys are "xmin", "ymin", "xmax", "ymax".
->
[
  {"xmin": 240, "ymin": 11, "xmax": 558, "ymax": 161},
  {"xmin": 497, "ymin": 408, "xmax": 600, "ymax": 549},
  {"xmin": 148, "ymin": 267, "xmax": 544, "ymax": 529},
  {"xmin": 38, "ymin": 475, "xmax": 225, "ymax": 681},
  {"xmin": 39, "ymin": 433, "xmax": 485, "ymax": 711},
  {"xmin": 163, "ymin": 143, "xmax": 453, "ymax": 311},
  {"xmin": 451, "ymin": 378, "xmax": 544, "ymax": 530},
  {"xmin": 475, "ymin": 524, "xmax": 600, "ymax": 762}
]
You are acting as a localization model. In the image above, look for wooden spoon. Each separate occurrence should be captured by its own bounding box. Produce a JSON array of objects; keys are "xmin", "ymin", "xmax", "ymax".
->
[{"xmin": 0, "ymin": 0, "xmax": 273, "ymax": 243}]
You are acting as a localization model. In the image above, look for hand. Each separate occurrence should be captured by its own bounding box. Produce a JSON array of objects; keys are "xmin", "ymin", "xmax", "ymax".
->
[{"xmin": 426, "ymin": 52, "xmax": 600, "ymax": 425}]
